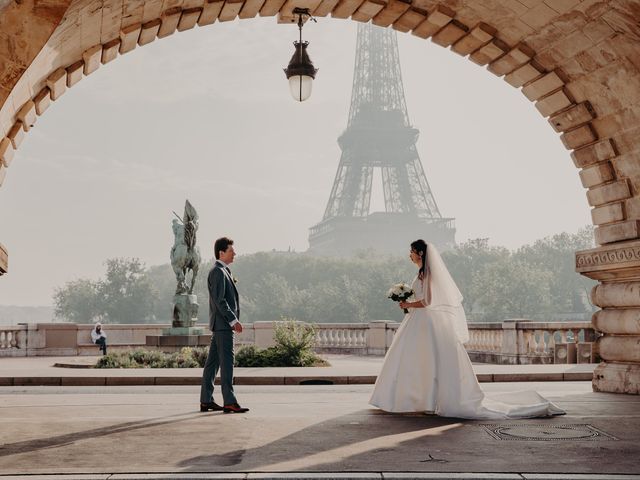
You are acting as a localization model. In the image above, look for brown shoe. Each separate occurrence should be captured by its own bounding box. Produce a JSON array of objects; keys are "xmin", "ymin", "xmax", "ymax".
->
[
  {"xmin": 223, "ymin": 403, "xmax": 249, "ymax": 414},
  {"xmin": 200, "ymin": 401, "xmax": 223, "ymax": 412}
]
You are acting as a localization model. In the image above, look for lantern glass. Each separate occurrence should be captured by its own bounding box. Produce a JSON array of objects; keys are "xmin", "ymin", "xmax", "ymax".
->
[{"xmin": 288, "ymin": 75, "xmax": 313, "ymax": 102}]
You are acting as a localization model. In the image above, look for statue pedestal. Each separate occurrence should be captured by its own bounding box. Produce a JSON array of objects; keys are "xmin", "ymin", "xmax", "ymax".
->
[
  {"xmin": 162, "ymin": 326, "xmax": 204, "ymax": 336},
  {"xmin": 145, "ymin": 332, "xmax": 210, "ymax": 351},
  {"xmin": 172, "ymin": 293, "xmax": 199, "ymax": 328},
  {"xmin": 145, "ymin": 293, "xmax": 207, "ymax": 351}
]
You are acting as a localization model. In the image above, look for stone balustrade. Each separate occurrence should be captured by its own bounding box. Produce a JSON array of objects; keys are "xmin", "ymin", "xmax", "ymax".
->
[
  {"xmin": 0, "ymin": 320, "xmax": 599, "ymax": 364},
  {"xmin": 0, "ymin": 325, "xmax": 27, "ymax": 356}
]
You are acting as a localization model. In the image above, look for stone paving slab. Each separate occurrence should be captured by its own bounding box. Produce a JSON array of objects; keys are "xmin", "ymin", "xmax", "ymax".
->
[
  {"xmin": 0, "ymin": 356, "xmax": 596, "ymax": 386},
  {"xmin": 0, "ymin": 383, "xmax": 638, "ymax": 477}
]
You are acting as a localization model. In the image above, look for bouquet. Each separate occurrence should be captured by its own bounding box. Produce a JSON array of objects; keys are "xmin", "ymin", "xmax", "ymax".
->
[{"xmin": 387, "ymin": 283, "xmax": 414, "ymax": 313}]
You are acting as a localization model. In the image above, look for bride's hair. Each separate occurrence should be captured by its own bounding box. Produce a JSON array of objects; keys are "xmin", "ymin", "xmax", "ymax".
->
[{"xmin": 410, "ymin": 239, "xmax": 428, "ymax": 280}]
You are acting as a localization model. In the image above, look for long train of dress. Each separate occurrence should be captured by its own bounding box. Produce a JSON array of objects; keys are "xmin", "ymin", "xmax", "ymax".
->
[{"xmin": 370, "ymin": 277, "xmax": 565, "ymax": 419}]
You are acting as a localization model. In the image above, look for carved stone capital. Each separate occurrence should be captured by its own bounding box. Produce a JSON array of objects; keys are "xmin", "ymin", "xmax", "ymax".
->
[{"xmin": 576, "ymin": 240, "xmax": 640, "ymax": 281}]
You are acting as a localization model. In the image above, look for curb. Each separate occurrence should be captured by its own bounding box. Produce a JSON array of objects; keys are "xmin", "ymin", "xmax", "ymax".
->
[
  {"xmin": 0, "ymin": 372, "xmax": 593, "ymax": 387},
  {"xmin": 0, "ymin": 472, "xmax": 638, "ymax": 479}
]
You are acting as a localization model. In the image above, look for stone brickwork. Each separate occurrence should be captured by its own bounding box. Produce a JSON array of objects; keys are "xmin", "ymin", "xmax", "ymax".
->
[{"xmin": 1, "ymin": 0, "xmax": 639, "ymax": 393}]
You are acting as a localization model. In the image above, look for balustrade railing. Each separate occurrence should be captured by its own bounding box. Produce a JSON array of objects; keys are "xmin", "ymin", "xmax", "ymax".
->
[
  {"xmin": 0, "ymin": 320, "xmax": 599, "ymax": 363},
  {"xmin": 314, "ymin": 323, "xmax": 368, "ymax": 351},
  {"xmin": 0, "ymin": 325, "xmax": 27, "ymax": 356}
]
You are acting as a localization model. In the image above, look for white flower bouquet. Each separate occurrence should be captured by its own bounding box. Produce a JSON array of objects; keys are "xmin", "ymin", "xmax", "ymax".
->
[{"xmin": 387, "ymin": 283, "xmax": 414, "ymax": 314}]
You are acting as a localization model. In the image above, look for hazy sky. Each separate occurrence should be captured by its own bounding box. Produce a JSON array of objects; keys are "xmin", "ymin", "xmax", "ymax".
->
[{"xmin": 0, "ymin": 17, "xmax": 591, "ymax": 306}]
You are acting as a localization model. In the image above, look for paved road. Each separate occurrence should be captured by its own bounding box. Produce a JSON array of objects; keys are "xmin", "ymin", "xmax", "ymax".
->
[{"xmin": 0, "ymin": 382, "xmax": 639, "ymax": 477}]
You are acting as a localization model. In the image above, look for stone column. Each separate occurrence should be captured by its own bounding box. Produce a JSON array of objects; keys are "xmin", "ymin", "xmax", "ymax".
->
[
  {"xmin": 576, "ymin": 241, "xmax": 640, "ymax": 394},
  {"xmin": 367, "ymin": 321, "xmax": 390, "ymax": 355},
  {"xmin": 253, "ymin": 321, "xmax": 276, "ymax": 349}
]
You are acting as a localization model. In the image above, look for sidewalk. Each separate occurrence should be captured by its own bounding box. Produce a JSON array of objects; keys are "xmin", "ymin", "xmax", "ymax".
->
[
  {"xmin": 0, "ymin": 355, "xmax": 596, "ymax": 386},
  {"xmin": 0, "ymin": 382, "xmax": 638, "ymax": 477}
]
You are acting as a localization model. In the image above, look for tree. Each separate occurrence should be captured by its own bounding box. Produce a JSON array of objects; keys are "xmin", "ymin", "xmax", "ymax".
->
[
  {"xmin": 53, "ymin": 279, "xmax": 101, "ymax": 323},
  {"xmin": 514, "ymin": 227, "xmax": 597, "ymax": 314},
  {"xmin": 97, "ymin": 258, "xmax": 158, "ymax": 323},
  {"xmin": 442, "ymin": 239, "xmax": 509, "ymax": 317},
  {"xmin": 478, "ymin": 257, "xmax": 553, "ymax": 319}
]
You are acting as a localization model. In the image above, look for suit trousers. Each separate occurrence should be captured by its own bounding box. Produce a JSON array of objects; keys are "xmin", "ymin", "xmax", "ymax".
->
[{"xmin": 200, "ymin": 330, "xmax": 237, "ymax": 405}]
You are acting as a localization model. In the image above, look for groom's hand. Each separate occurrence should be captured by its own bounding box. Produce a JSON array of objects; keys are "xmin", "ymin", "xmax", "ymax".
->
[{"xmin": 233, "ymin": 322, "xmax": 243, "ymax": 333}]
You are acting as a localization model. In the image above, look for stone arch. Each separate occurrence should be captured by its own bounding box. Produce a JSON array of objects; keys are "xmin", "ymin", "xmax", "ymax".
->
[{"xmin": 1, "ymin": 0, "xmax": 639, "ymax": 394}]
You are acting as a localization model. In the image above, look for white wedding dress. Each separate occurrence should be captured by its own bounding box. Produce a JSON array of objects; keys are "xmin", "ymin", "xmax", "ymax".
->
[{"xmin": 370, "ymin": 245, "xmax": 565, "ymax": 420}]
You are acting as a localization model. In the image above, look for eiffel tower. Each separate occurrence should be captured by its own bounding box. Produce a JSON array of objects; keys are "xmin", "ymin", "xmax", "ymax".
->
[{"xmin": 308, "ymin": 23, "xmax": 455, "ymax": 256}]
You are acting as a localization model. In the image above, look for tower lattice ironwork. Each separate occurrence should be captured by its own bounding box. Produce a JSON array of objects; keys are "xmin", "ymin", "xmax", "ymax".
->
[{"xmin": 308, "ymin": 23, "xmax": 455, "ymax": 255}]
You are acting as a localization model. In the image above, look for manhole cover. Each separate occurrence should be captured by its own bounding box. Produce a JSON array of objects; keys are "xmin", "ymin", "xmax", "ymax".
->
[{"xmin": 480, "ymin": 423, "xmax": 618, "ymax": 441}]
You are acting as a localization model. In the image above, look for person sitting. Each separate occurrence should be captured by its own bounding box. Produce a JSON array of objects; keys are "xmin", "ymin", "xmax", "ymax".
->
[{"xmin": 91, "ymin": 322, "xmax": 107, "ymax": 356}]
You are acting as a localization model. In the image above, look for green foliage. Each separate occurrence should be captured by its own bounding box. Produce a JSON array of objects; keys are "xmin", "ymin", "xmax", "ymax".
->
[
  {"xmin": 53, "ymin": 279, "xmax": 101, "ymax": 324},
  {"xmin": 235, "ymin": 320, "xmax": 328, "ymax": 367},
  {"xmin": 94, "ymin": 347, "xmax": 206, "ymax": 368},
  {"xmin": 55, "ymin": 227, "xmax": 598, "ymax": 324},
  {"xmin": 54, "ymin": 258, "xmax": 159, "ymax": 324}
]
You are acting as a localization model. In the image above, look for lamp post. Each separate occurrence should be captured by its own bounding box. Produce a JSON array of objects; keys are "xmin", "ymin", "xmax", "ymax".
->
[{"xmin": 284, "ymin": 7, "xmax": 318, "ymax": 102}]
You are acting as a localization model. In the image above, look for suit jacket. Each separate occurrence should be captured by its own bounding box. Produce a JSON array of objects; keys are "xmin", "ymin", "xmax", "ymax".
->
[{"xmin": 208, "ymin": 261, "xmax": 240, "ymax": 332}]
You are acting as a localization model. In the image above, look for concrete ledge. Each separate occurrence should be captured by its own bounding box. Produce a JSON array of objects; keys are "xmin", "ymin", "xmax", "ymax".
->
[
  {"xmin": 0, "ymin": 371, "xmax": 594, "ymax": 387},
  {"xmin": 0, "ymin": 473, "xmax": 638, "ymax": 480}
]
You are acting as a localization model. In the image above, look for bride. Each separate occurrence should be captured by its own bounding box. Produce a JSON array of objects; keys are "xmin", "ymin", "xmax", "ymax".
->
[{"xmin": 369, "ymin": 239, "xmax": 565, "ymax": 419}]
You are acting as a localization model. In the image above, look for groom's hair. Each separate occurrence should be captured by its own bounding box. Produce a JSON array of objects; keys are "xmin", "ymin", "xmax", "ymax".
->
[{"xmin": 214, "ymin": 237, "xmax": 234, "ymax": 259}]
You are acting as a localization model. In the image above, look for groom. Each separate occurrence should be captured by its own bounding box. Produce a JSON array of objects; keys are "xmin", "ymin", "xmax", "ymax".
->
[{"xmin": 200, "ymin": 236, "xmax": 249, "ymax": 414}]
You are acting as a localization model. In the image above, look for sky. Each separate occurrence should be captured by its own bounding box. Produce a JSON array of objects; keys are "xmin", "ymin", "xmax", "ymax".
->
[{"xmin": 0, "ymin": 17, "xmax": 591, "ymax": 307}]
